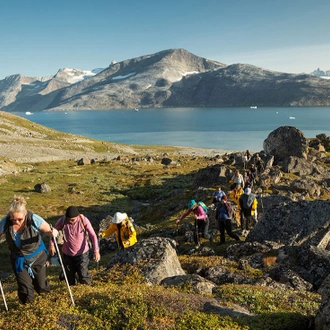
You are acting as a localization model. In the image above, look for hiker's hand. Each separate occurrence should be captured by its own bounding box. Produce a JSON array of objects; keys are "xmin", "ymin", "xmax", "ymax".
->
[
  {"xmin": 49, "ymin": 245, "xmax": 56, "ymax": 256},
  {"xmin": 98, "ymin": 232, "xmax": 105, "ymax": 238},
  {"xmin": 52, "ymin": 228, "xmax": 59, "ymax": 238},
  {"xmin": 94, "ymin": 251, "xmax": 100, "ymax": 262},
  {"xmin": 176, "ymin": 219, "xmax": 180, "ymax": 224}
]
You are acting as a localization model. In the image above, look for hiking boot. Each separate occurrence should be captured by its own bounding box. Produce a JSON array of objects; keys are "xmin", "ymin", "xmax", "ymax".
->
[{"xmin": 195, "ymin": 244, "xmax": 201, "ymax": 249}]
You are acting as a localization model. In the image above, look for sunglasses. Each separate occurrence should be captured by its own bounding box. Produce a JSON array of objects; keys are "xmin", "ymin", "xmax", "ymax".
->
[{"xmin": 10, "ymin": 218, "xmax": 24, "ymax": 222}]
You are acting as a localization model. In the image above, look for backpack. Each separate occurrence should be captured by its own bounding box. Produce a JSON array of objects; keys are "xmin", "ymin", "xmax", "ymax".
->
[
  {"xmin": 60, "ymin": 214, "xmax": 91, "ymax": 248},
  {"xmin": 197, "ymin": 201, "xmax": 208, "ymax": 214},
  {"xmin": 224, "ymin": 201, "xmax": 233, "ymax": 218}
]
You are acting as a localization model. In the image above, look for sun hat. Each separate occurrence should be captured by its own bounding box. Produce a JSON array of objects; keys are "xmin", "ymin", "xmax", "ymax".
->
[
  {"xmin": 112, "ymin": 212, "xmax": 127, "ymax": 224},
  {"xmin": 65, "ymin": 206, "xmax": 79, "ymax": 218}
]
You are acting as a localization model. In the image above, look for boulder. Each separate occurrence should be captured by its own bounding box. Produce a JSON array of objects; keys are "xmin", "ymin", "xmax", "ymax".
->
[
  {"xmin": 280, "ymin": 156, "xmax": 323, "ymax": 175},
  {"xmin": 161, "ymin": 274, "xmax": 216, "ymax": 295},
  {"xmin": 34, "ymin": 182, "xmax": 51, "ymax": 193},
  {"xmin": 315, "ymin": 274, "xmax": 330, "ymax": 330},
  {"xmin": 247, "ymin": 199, "xmax": 330, "ymax": 248},
  {"xmin": 204, "ymin": 265, "xmax": 252, "ymax": 285},
  {"xmin": 193, "ymin": 164, "xmax": 231, "ymax": 188},
  {"xmin": 106, "ymin": 237, "xmax": 185, "ymax": 285},
  {"xmin": 290, "ymin": 178, "xmax": 321, "ymax": 197},
  {"xmin": 263, "ymin": 126, "xmax": 308, "ymax": 162}
]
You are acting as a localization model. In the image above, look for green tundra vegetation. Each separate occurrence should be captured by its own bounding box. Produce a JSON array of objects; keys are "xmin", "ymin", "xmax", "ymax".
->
[{"xmin": 0, "ymin": 112, "xmax": 321, "ymax": 329}]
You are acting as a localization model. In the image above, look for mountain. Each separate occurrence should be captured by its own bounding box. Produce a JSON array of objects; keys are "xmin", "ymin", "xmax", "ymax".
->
[{"xmin": 1, "ymin": 48, "xmax": 330, "ymax": 111}]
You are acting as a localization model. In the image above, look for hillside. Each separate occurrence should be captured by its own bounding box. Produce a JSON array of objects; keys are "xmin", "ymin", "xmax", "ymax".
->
[
  {"xmin": 1, "ymin": 48, "xmax": 330, "ymax": 112},
  {"xmin": 0, "ymin": 112, "xmax": 329, "ymax": 329}
]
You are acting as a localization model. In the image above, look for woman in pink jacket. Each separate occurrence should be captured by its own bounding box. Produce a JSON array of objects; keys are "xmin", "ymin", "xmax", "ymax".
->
[{"xmin": 176, "ymin": 200, "xmax": 210, "ymax": 248}]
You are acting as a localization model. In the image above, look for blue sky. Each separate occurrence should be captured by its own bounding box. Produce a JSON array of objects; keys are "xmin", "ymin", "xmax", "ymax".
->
[{"xmin": 1, "ymin": 0, "xmax": 329, "ymax": 79}]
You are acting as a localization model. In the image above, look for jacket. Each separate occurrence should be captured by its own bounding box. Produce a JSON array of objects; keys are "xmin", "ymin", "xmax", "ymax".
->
[
  {"xmin": 101, "ymin": 219, "xmax": 137, "ymax": 249},
  {"xmin": 179, "ymin": 205, "xmax": 207, "ymax": 221},
  {"xmin": 239, "ymin": 193, "xmax": 258, "ymax": 216}
]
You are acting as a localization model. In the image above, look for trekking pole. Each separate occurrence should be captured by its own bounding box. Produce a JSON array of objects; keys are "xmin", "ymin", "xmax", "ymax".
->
[
  {"xmin": 0, "ymin": 280, "xmax": 8, "ymax": 312},
  {"xmin": 53, "ymin": 236, "xmax": 75, "ymax": 307},
  {"xmin": 96, "ymin": 236, "xmax": 100, "ymax": 271},
  {"xmin": 260, "ymin": 194, "xmax": 264, "ymax": 212}
]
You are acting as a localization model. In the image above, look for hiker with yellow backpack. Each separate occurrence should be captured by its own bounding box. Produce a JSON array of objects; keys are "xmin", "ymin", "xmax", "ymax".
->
[
  {"xmin": 99, "ymin": 212, "xmax": 137, "ymax": 249},
  {"xmin": 239, "ymin": 188, "xmax": 258, "ymax": 237}
]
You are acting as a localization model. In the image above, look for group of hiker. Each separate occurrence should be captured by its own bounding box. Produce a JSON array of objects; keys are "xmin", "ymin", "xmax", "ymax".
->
[
  {"xmin": 0, "ymin": 195, "xmax": 137, "ymax": 304},
  {"xmin": 177, "ymin": 151, "xmax": 260, "ymax": 247}
]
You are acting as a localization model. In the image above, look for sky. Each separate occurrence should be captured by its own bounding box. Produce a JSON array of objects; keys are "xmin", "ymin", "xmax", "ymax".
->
[{"xmin": 1, "ymin": 0, "xmax": 329, "ymax": 80}]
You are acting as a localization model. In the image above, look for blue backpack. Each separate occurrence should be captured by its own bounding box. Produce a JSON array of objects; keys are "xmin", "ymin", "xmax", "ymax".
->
[{"xmin": 197, "ymin": 201, "xmax": 208, "ymax": 214}]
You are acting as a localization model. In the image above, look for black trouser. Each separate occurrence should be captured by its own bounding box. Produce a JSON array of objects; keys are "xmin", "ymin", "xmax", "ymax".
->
[
  {"xmin": 194, "ymin": 218, "xmax": 210, "ymax": 244},
  {"xmin": 11, "ymin": 250, "xmax": 50, "ymax": 304},
  {"xmin": 218, "ymin": 218, "xmax": 240, "ymax": 243},
  {"xmin": 241, "ymin": 212, "xmax": 253, "ymax": 231},
  {"xmin": 62, "ymin": 251, "xmax": 91, "ymax": 285}
]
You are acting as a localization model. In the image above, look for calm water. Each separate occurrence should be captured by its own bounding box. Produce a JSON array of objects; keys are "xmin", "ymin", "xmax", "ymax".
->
[{"xmin": 13, "ymin": 107, "xmax": 330, "ymax": 152}]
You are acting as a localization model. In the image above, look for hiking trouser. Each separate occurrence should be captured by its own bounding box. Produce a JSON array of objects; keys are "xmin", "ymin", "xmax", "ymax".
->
[
  {"xmin": 62, "ymin": 251, "xmax": 91, "ymax": 285},
  {"xmin": 194, "ymin": 218, "xmax": 210, "ymax": 244},
  {"xmin": 241, "ymin": 213, "xmax": 253, "ymax": 231},
  {"xmin": 11, "ymin": 250, "xmax": 50, "ymax": 304},
  {"xmin": 218, "ymin": 218, "xmax": 240, "ymax": 243}
]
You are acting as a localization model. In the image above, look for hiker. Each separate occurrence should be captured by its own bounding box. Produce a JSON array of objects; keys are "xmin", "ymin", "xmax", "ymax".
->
[
  {"xmin": 215, "ymin": 195, "xmax": 240, "ymax": 244},
  {"xmin": 244, "ymin": 150, "xmax": 251, "ymax": 169},
  {"xmin": 49, "ymin": 206, "xmax": 100, "ymax": 286},
  {"xmin": 229, "ymin": 184, "xmax": 244, "ymax": 227},
  {"xmin": 239, "ymin": 188, "xmax": 258, "ymax": 237},
  {"xmin": 0, "ymin": 195, "xmax": 57, "ymax": 304},
  {"xmin": 176, "ymin": 200, "xmax": 210, "ymax": 248},
  {"xmin": 230, "ymin": 169, "xmax": 245, "ymax": 190},
  {"xmin": 99, "ymin": 212, "xmax": 137, "ymax": 249},
  {"xmin": 245, "ymin": 150, "xmax": 251, "ymax": 162},
  {"xmin": 211, "ymin": 186, "xmax": 226, "ymax": 204},
  {"xmin": 255, "ymin": 153, "xmax": 264, "ymax": 173}
]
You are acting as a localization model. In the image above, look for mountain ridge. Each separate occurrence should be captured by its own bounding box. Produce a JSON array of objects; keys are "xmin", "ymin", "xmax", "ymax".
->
[{"xmin": 1, "ymin": 48, "xmax": 330, "ymax": 111}]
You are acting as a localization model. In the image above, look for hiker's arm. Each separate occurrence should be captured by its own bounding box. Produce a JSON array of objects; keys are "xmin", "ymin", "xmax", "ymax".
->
[
  {"xmin": 48, "ymin": 218, "xmax": 63, "ymax": 256},
  {"xmin": 99, "ymin": 223, "xmax": 116, "ymax": 238},
  {"xmin": 176, "ymin": 209, "xmax": 191, "ymax": 223}
]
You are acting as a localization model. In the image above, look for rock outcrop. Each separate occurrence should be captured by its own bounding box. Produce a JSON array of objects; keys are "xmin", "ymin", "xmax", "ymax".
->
[
  {"xmin": 106, "ymin": 237, "xmax": 185, "ymax": 285},
  {"xmin": 263, "ymin": 126, "xmax": 308, "ymax": 162}
]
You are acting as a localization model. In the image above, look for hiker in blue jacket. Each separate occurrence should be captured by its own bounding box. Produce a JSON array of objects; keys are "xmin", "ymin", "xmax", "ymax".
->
[
  {"xmin": 0, "ymin": 195, "xmax": 57, "ymax": 304},
  {"xmin": 216, "ymin": 195, "xmax": 240, "ymax": 244}
]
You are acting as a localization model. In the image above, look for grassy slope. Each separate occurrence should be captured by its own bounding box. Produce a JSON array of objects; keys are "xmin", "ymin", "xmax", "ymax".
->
[{"xmin": 0, "ymin": 111, "xmax": 321, "ymax": 329}]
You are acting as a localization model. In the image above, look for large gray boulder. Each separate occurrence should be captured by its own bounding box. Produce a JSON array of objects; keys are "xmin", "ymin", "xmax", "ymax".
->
[
  {"xmin": 315, "ymin": 274, "xmax": 330, "ymax": 330},
  {"xmin": 106, "ymin": 237, "xmax": 185, "ymax": 284},
  {"xmin": 263, "ymin": 126, "xmax": 308, "ymax": 162},
  {"xmin": 247, "ymin": 199, "xmax": 330, "ymax": 248}
]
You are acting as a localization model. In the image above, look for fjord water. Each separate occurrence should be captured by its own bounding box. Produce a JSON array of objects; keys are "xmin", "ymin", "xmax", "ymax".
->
[{"xmin": 15, "ymin": 107, "xmax": 330, "ymax": 152}]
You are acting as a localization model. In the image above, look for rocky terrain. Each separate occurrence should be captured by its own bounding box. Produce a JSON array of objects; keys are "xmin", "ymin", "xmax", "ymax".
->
[
  {"xmin": 1, "ymin": 48, "xmax": 330, "ymax": 112},
  {"xmin": 2, "ymin": 111, "xmax": 330, "ymax": 329}
]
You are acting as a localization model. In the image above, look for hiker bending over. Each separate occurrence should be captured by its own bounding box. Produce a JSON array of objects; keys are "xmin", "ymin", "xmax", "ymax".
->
[
  {"xmin": 49, "ymin": 206, "xmax": 100, "ymax": 286},
  {"xmin": 0, "ymin": 195, "xmax": 57, "ymax": 304},
  {"xmin": 99, "ymin": 212, "xmax": 137, "ymax": 249},
  {"xmin": 239, "ymin": 188, "xmax": 258, "ymax": 237},
  {"xmin": 176, "ymin": 199, "xmax": 210, "ymax": 248},
  {"xmin": 216, "ymin": 195, "xmax": 240, "ymax": 244}
]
